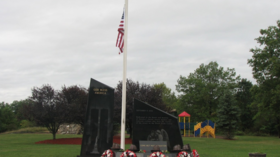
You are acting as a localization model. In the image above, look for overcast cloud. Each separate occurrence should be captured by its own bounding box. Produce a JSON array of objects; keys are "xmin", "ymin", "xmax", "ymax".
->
[{"xmin": 1, "ymin": 0, "xmax": 279, "ymax": 103}]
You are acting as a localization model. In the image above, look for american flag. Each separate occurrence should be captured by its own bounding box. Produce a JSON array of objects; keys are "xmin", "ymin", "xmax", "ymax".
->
[{"xmin": 116, "ymin": 10, "xmax": 125, "ymax": 54}]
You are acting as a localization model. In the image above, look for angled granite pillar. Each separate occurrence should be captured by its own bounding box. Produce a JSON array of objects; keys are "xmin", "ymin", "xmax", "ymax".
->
[
  {"xmin": 78, "ymin": 78, "xmax": 114, "ymax": 157},
  {"xmin": 132, "ymin": 99, "xmax": 183, "ymax": 151}
]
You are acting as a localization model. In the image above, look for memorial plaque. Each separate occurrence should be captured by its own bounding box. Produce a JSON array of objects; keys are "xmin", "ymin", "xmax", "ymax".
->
[
  {"xmin": 132, "ymin": 99, "xmax": 183, "ymax": 152},
  {"xmin": 139, "ymin": 141, "xmax": 167, "ymax": 152},
  {"xmin": 78, "ymin": 78, "xmax": 114, "ymax": 157}
]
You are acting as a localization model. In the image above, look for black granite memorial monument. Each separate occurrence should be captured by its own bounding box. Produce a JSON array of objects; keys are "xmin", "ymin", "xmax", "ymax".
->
[
  {"xmin": 132, "ymin": 99, "xmax": 183, "ymax": 152},
  {"xmin": 78, "ymin": 78, "xmax": 114, "ymax": 157}
]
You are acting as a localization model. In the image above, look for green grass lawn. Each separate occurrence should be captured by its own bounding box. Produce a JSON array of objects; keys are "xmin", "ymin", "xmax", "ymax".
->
[
  {"xmin": 0, "ymin": 133, "xmax": 83, "ymax": 157},
  {"xmin": 184, "ymin": 136, "xmax": 280, "ymax": 157},
  {"xmin": 0, "ymin": 133, "xmax": 279, "ymax": 157}
]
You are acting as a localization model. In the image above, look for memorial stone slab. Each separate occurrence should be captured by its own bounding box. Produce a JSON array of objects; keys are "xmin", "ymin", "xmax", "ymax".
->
[
  {"xmin": 78, "ymin": 78, "xmax": 114, "ymax": 157},
  {"xmin": 132, "ymin": 99, "xmax": 183, "ymax": 152}
]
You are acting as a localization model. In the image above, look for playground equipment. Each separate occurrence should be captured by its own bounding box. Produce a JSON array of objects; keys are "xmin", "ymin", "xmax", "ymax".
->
[
  {"xmin": 194, "ymin": 120, "xmax": 215, "ymax": 138},
  {"xmin": 178, "ymin": 111, "xmax": 191, "ymax": 137}
]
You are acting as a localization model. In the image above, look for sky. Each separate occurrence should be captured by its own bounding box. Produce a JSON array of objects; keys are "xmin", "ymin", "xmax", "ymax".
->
[{"xmin": 1, "ymin": 0, "xmax": 279, "ymax": 103}]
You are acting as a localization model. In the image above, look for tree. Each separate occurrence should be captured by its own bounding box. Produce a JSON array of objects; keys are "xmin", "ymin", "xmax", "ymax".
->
[
  {"xmin": 235, "ymin": 79, "xmax": 254, "ymax": 131},
  {"xmin": 0, "ymin": 102, "xmax": 18, "ymax": 132},
  {"xmin": 176, "ymin": 61, "xmax": 240, "ymax": 122},
  {"xmin": 154, "ymin": 83, "xmax": 178, "ymax": 109},
  {"xmin": 27, "ymin": 84, "xmax": 64, "ymax": 139},
  {"xmin": 216, "ymin": 89, "xmax": 240, "ymax": 139},
  {"xmin": 57, "ymin": 85, "xmax": 88, "ymax": 129},
  {"xmin": 114, "ymin": 79, "xmax": 169, "ymax": 137},
  {"xmin": 247, "ymin": 20, "xmax": 280, "ymax": 138},
  {"xmin": 10, "ymin": 99, "xmax": 32, "ymax": 121}
]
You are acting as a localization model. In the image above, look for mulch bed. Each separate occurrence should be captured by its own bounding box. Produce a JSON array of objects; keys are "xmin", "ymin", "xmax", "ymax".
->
[{"xmin": 35, "ymin": 136, "xmax": 132, "ymax": 145}]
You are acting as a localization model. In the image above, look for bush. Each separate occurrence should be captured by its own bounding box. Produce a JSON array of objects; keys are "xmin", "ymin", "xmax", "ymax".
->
[
  {"xmin": 20, "ymin": 120, "xmax": 35, "ymax": 128},
  {"xmin": 6, "ymin": 124, "xmax": 18, "ymax": 131}
]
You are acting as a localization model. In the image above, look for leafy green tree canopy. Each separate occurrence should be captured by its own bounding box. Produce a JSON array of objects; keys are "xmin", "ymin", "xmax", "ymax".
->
[
  {"xmin": 10, "ymin": 99, "xmax": 32, "ymax": 121},
  {"xmin": 0, "ymin": 102, "xmax": 18, "ymax": 132},
  {"xmin": 176, "ymin": 61, "xmax": 240, "ymax": 122},
  {"xmin": 154, "ymin": 82, "xmax": 177, "ymax": 109},
  {"xmin": 235, "ymin": 79, "xmax": 254, "ymax": 131},
  {"xmin": 248, "ymin": 20, "xmax": 280, "ymax": 84},
  {"xmin": 248, "ymin": 20, "xmax": 280, "ymax": 137}
]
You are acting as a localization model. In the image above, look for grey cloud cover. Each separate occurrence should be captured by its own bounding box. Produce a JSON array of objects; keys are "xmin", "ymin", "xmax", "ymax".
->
[{"xmin": 0, "ymin": 0, "xmax": 279, "ymax": 103}]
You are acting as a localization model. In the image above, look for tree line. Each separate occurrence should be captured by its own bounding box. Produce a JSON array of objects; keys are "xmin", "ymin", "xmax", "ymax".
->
[
  {"xmin": 0, "ymin": 81, "xmax": 168, "ymax": 139},
  {"xmin": 1, "ymin": 20, "xmax": 279, "ymax": 139}
]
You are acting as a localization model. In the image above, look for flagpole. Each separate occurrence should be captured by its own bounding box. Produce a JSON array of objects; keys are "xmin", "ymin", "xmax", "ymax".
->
[{"xmin": 120, "ymin": 0, "xmax": 128, "ymax": 150}]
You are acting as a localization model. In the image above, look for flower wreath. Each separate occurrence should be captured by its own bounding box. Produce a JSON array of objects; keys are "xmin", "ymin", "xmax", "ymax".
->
[
  {"xmin": 177, "ymin": 151, "xmax": 189, "ymax": 157},
  {"xmin": 150, "ymin": 151, "xmax": 165, "ymax": 157},
  {"xmin": 192, "ymin": 149, "xmax": 199, "ymax": 157},
  {"xmin": 101, "ymin": 149, "xmax": 115, "ymax": 157},
  {"xmin": 120, "ymin": 150, "xmax": 137, "ymax": 157}
]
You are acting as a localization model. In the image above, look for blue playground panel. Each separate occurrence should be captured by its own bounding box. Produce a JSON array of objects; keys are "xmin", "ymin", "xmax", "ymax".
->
[
  {"xmin": 208, "ymin": 120, "xmax": 215, "ymax": 128},
  {"xmin": 201, "ymin": 120, "xmax": 215, "ymax": 128},
  {"xmin": 179, "ymin": 122, "xmax": 193, "ymax": 130},
  {"xmin": 179, "ymin": 122, "xmax": 184, "ymax": 129},
  {"xmin": 201, "ymin": 121, "xmax": 208, "ymax": 128},
  {"xmin": 179, "ymin": 122, "xmax": 190, "ymax": 129},
  {"xmin": 194, "ymin": 128, "xmax": 200, "ymax": 136}
]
